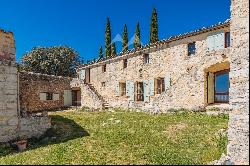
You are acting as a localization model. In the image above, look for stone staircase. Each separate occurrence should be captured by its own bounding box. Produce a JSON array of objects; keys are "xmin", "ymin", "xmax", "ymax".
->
[{"xmin": 86, "ymin": 83, "xmax": 110, "ymax": 109}]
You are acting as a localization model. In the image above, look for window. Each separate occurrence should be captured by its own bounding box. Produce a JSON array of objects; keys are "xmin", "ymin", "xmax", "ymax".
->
[
  {"xmin": 143, "ymin": 54, "xmax": 150, "ymax": 64},
  {"xmin": 46, "ymin": 93, "xmax": 53, "ymax": 100},
  {"xmin": 120, "ymin": 83, "xmax": 126, "ymax": 96},
  {"xmin": 136, "ymin": 82, "xmax": 144, "ymax": 101},
  {"xmin": 188, "ymin": 42, "xmax": 196, "ymax": 56},
  {"xmin": 155, "ymin": 78, "xmax": 165, "ymax": 94},
  {"xmin": 214, "ymin": 70, "xmax": 230, "ymax": 103},
  {"xmin": 40, "ymin": 92, "xmax": 55, "ymax": 101},
  {"xmin": 101, "ymin": 82, "xmax": 106, "ymax": 88},
  {"xmin": 207, "ymin": 70, "xmax": 230, "ymax": 104},
  {"xmin": 123, "ymin": 59, "xmax": 128, "ymax": 69},
  {"xmin": 225, "ymin": 32, "xmax": 230, "ymax": 48},
  {"xmin": 102, "ymin": 64, "xmax": 106, "ymax": 73}
]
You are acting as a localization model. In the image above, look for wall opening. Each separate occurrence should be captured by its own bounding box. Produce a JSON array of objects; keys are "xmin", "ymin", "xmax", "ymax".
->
[
  {"xmin": 135, "ymin": 82, "xmax": 144, "ymax": 101},
  {"xmin": 205, "ymin": 61, "xmax": 230, "ymax": 105},
  {"xmin": 72, "ymin": 89, "xmax": 81, "ymax": 106}
]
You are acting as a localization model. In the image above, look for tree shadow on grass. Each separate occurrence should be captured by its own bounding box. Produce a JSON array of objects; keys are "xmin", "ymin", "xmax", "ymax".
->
[{"xmin": 0, "ymin": 115, "xmax": 90, "ymax": 157}]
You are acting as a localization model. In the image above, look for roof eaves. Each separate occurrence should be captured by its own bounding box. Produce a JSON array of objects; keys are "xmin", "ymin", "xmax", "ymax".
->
[{"xmin": 79, "ymin": 19, "xmax": 230, "ymax": 70}]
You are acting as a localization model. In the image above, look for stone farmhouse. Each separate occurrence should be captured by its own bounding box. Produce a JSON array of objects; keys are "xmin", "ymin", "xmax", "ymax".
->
[
  {"xmin": 73, "ymin": 20, "xmax": 231, "ymax": 111},
  {"xmin": 0, "ymin": 0, "xmax": 248, "ymax": 164},
  {"xmin": 72, "ymin": 0, "xmax": 249, "ymax": 164}
]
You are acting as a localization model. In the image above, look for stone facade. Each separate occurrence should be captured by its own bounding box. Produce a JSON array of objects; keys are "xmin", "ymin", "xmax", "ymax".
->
[
  {"xmin": 77, "ymin": 24, "xmax": 231, "ymax": 112},
  {"xmin": 0, "ymin": 29, "xmax": 19, "ymax": 142},
  {"xmin": 227, "ymin": 0, "xmax": 249, "ymax": 164},
  {"xmin": 19, "ymin": 72, "xmax": 72, "ymax": 113},
  {"xmin": 0, "ymin": 29, "xmax": 51, "ymax": 143}
]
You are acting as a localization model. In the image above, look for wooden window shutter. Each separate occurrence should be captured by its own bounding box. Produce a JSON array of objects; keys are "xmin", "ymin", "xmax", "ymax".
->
[
  {"xmin": 149, "ymin": 79, "xmax": 154, "ymax": 96},
  {"xmin": 143, "ymin": 80, "xmax": 150, "ymax": 102},
  {"xmin": 126, "ymin": 81, "xmax": 130, "ymax": 97},
  {"xmin": 215, "ymin": 31, "xmax": 225, "ymax": 50},
  {"xmin": 207, "ymin": 72, "xmax": 215, "ymax": 104},
  {"xmin": 116, "ymin": 81, "xmax": 120, "ymax": 96},
  {"xmin": 53, "ymin": 93, "xmax": 60, "ymax": 101},
  {"xmin": 130, "ymin": 81, "xmax": 135, "ymax": 101},
  {"xmin": 40, "ymin": 93, "xmax": 46, "ymax": 101},
  {"xmin": 207, "ymin": 33, "xmax": 215, "ymax": 52},
  {"xmin": 165, "ymin": 75, "xmax": 171, "ymax": 90},
  {"xmin": 64, "ymin": 90, "xmax": 72, "ymax": 106}
]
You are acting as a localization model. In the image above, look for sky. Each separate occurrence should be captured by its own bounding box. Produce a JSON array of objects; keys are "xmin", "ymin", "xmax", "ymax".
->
[{"xmin": 0, "ymin": 0, "xmax": 230, "ymax": 62}]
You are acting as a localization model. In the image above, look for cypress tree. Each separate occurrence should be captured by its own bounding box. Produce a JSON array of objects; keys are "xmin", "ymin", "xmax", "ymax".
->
[
  {"xmin": 99, "ymin": 46, "xmax": 103, "ymax": 60},
  {"xmin": 111, "ymin": 43, "xmax": 117, "ymax": 57},
  {"xmin": 105, "ymin": 18, "xmax": 112, "ymax": 58},
  {"xmin": 150, "ymin": 8, "xmax": 159, "ymax": 43},
  {"xmin": 122, "ymin": 24, "xmax": 129, "ymax": 52},
  {"xmin": 134, "ymin": 22, "xmax": 141, "ymax": 48}
]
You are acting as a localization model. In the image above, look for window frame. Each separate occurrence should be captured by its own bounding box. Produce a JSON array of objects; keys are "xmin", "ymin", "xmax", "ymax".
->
[
  {"xmin": 155, "ymin": 78, "xmax": 165, "ymax": 94},
  {"xmin": 214, "ymin": 69, "xmax": 230, "ymax": 103},
  {"xmin": 46, "ymin": 92, "xmax": 53, "ymax": 101},
  {"xmin": 101, "ymin": 82, "xmax": 106, "ymax": 88},
  {"xmin": 102, "ymin": 64, "xmax": 106, "ymax": 73},
  {"xmin": 187, "ymin": 42, "xmax": 196, "ymax": 56},
  {"xmin": 119, "ymin": 82, "xmax": 126, "ymax": 96},
  {"xmin": 225, "ymin": 32, "xmax": 230, "ymax": 48},
  {"xmin": 143, "ymin": 54, "xmax": 150, "ymax": 64},
  {"xmin": 136, "ymin": 82, "xmax": 144, "ymax": 101},
  {"xmin": 123, "ymin": 59, "xmax": 128, "ymax": 69}
]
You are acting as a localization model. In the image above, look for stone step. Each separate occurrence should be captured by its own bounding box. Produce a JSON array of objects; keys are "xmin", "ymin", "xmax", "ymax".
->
[{"xmin": 86, "ymin": 83, "xmax": 109, "ymax": 109}]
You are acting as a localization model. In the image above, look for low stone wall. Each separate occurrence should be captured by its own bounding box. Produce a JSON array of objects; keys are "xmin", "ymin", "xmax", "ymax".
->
[
  {"xmin": 19, "ymin": 72, "xmax": 72, "ymax": 113},
  {"xmin": 19, "ymin": 114, "xmax": 51, "ymax": 139}
]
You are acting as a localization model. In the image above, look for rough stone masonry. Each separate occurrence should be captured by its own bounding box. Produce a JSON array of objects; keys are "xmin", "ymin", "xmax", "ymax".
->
[
  {"xmin": 0, "ymin": 29, "xmax": 19, "ymax": 142},
  {"xmin": 227, "ymin": 0, "xmax": 249, "ymax": 164},
  {"xmin": 0, "ymin": 29, "xmax": 51, "ymax": 143}
]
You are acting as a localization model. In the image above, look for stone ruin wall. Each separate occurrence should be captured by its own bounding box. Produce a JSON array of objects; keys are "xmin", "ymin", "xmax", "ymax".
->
[
  {"xmin": 0, "ymin": 29, "xmax": 19, "ymax": 142},
  {"xmin": 0, "ymin": 29, "xmax": 51, "ymax": 143}
]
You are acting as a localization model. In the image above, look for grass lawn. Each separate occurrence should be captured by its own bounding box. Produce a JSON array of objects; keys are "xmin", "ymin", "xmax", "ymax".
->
[{"xmin": 0, "ymin": 109, "xmax": 228, "ymax": 165}]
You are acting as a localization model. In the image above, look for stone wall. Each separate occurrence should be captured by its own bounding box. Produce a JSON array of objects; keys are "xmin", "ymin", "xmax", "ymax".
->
[
  {"xmin": 0, "ymin": 29, "xmax": 15, "ymax": 61},
  {"xmin": 0, "ymin": 29, "xmax": 19, "ymax": 143},
  {"xmin": 0, "ymin": 62, "xmax": 19, "ymax": 142},
  {"xmin": 19, "ymin": 72, "xmax": 72, "ymax": 113},
  {"xmin": 228, "ymin": 0, "xmax": 249, "ymax": 164},
  {"xmin": 81, "ymin": 84, "xmax": 103, "ymax": 110},
  {"xmin": 1, "ymin": 29, "xmax": 51, "ymax": 143},
  {"xmin": 71, "ymin": 78, "xmax": 103, "ymax": 109},
  {"xmin": 19, "ymin": 114, "xmax": 51, "ymax": 139},
  {"xmin": 80, "ymin": 25, "xmax": 230, "ymax": 112}
]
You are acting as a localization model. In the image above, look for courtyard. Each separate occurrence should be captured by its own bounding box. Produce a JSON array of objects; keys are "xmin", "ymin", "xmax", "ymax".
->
[{"xmin": 0, "ymin": 109, "xmax": 228, "ymax": 165}]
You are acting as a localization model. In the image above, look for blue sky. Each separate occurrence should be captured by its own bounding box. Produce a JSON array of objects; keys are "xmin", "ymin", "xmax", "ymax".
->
[{"xmin": 0, "ymin": 0, "xmax": 230, "ymax": 62}]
